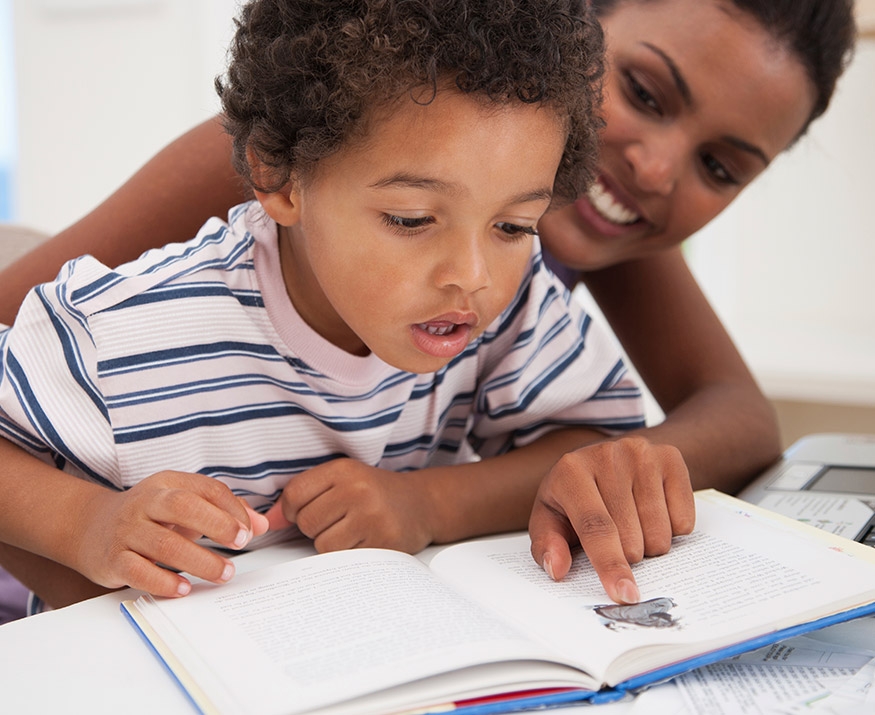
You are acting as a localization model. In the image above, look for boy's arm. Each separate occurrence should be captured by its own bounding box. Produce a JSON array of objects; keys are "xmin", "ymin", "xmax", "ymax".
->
[
  {"xmin": 0, "ymin": 116, "xmax": 247, "ymax": 325},
  {"xmin": 0, "ymin": 436, "xmax": 267, "ymax": 600}
]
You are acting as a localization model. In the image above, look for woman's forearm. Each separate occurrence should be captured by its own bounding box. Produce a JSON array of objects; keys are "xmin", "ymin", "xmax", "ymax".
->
[
  {"xmin": 626, "ymin": 381, "xmax": 780, "ymax": 494},
  {"xmin": 583, "ymin": 249, "xmax": 782, "ymax": 492},
  {"xmin": 0, "ymin": 116, "xmax": 247, "ymax": 325},
  {"xmin": 0, "ymin": 542, "xmax": 112, "ymax": 610}
]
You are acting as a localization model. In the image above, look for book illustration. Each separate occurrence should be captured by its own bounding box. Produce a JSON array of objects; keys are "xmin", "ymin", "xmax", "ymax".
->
[{"xmin": 592, "ymin": 596, "xmax": 679, "ymax": 630}]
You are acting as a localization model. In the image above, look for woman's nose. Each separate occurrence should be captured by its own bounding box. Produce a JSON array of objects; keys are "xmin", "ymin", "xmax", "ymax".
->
[{"xmin": 624, "ymin": 135, "xmax": 681, "ymax": 196}]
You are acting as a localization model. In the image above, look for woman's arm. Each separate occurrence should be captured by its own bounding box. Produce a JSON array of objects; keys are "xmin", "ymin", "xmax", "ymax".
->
[
  {"xmin": 0, "ymin": 542, "xmax": 112, "ymax": 610},
  {"xmin": 0, "ymin": 116, "xmax": 248, "ymax": 325},
  {"xmin": 581, "ymin": 247, "xmax": 782, "ymax": 493}
]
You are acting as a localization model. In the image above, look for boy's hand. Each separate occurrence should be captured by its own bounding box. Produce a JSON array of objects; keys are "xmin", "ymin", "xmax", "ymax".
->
[
  {"xmin": 75, "ymin": 471, "xmax": 269, "ymax": 598},
  {"xmin": 528, "ymin": 437, "xmax": 695, "ymax": 604},
  {"xmin": 264, "ymin": 459, "xmax": 434, "ymax": 554}
]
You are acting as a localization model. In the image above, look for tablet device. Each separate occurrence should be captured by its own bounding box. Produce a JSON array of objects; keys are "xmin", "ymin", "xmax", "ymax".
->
[{"xmin": 738, "ymin": 433, "xmax": 875, "ymax": 546}]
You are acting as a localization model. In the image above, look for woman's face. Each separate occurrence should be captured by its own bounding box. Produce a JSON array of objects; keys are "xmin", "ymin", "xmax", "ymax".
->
[{"xmin": 538, "ymin": 0, "xmax": 817, "ymax": 271}]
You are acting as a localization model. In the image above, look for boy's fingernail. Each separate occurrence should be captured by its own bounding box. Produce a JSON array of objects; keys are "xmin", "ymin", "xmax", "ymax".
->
[
  {"xmin": 177, "ymin": 580, "xmax": 192, "ymax": 597},
  {"xmin": 220, "ymin": 562, "xmax": 235, "ymax": 583},
  {"xmin": 233, "ymin": 528, "xmax": 250, "ymax": 548},
  {"xmin": 543, "ymin": 553, "xmax": 555, "ymax": 581},
  {"xmin": 617, "ymin": 578, "xmax": 640, "ymax": 604}
]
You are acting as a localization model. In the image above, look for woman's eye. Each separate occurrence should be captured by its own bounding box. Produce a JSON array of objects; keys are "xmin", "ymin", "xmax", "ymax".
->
[
  {"xmin": 626, "ymin": 72, "xmax": 661, "ymax": 115},
  {"xmin": 701, "ymin": 154, "xmax": 738, "ymax": 186},
  {"xmin": 382, "ymin": 214, "xmax": 434, "ymax": 233},
  {"xmin": 496, "ymin": 222, "xmax": 537, "ymax": 241}
]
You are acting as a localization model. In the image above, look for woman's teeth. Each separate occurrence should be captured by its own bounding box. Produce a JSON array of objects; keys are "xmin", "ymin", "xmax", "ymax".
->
[
  {"xmin": 419, "ymin": 324, "xmax": 455, "ymax": 336},
  {"xmin": 587, "ymin": 180, "xmax": 639, "ymax": 225}
]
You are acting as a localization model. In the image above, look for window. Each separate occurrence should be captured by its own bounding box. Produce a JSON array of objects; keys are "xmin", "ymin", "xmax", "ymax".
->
[{"xmin": 0, "ymin": 0, "xmax": 15, "ymax": 220}]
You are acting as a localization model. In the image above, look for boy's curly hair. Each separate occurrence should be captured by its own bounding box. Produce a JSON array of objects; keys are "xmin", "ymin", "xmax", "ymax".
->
[{"xmin": 217, "ymin": 0, "xmax": 604, "ymax": 205}]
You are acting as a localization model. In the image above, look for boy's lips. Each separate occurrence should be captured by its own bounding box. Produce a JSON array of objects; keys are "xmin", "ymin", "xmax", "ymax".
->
[{"xmin": 411, "ymin": 313, "xmax": 477, "ymax": 359}]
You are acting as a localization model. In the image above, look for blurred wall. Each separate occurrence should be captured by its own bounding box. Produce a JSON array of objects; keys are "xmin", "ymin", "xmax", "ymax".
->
[{"xmin": 11, "ymin": 0, "xmax": 237, "ymax": 234}]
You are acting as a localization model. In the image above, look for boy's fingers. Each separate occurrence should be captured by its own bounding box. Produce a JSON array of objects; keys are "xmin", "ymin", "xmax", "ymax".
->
[
  {"xmin": 631, "ymin": 477, "xmax": 674, "ymax": 557},
  {"xmin": 118, "ymin": 552, "xmax": 195, "ymax": 599},
  {"xmin": 278, "ymin": 468, "xmax": 334, "ymax": 521},
  {"xmin": 126, "ymin": 521, "xmax": 236, "ymax": 587},
  {"xmin": 264, "ymin": 501, "xmax": 293, "ymax": 531},
  {"xmin": 142, "ymin": 474, "xmax": 258, "ymax": 550},
  {"xmin": 89, "ymin": 525, "xmax": 232, "ymax": 595},
  {"xmin": 242, "ymin": 503, "xmax": 270, "ymax": 536}
]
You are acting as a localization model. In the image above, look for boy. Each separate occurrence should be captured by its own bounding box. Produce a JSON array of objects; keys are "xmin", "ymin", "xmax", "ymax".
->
[{"xmin": 0, "ymin": 0, "xmax": 656, "ymax": 603}]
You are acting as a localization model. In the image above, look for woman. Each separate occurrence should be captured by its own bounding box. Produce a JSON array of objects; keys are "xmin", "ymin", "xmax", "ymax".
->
[{"xmin": 0, "ymin": 0, "xmax": 856, "ymax": 611}]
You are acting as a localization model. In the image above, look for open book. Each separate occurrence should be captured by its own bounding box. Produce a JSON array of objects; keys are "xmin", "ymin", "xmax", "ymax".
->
[{"xmin": 121, "ymin": 490, "xmax": 875, "ymax": 715}]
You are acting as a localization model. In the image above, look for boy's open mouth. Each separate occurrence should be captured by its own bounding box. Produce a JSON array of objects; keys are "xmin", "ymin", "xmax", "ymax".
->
[
  {"xmin": 411, "ymin": 316, "xmax": 476, "ymax": 359},
  {"xmin": 417, "ymin": 322, "xmax": 457, "ymax": 336}
]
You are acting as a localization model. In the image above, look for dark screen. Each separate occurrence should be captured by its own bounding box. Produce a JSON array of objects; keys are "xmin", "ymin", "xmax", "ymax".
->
[{"xmin": 809, "ymin": 467, "xmax": 875, "ymax": 494}]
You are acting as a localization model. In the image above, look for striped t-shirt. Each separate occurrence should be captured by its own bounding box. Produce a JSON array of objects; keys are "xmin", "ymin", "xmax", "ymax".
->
[{"xmin": 0, "ymin": 202, "xmax": 644, "ymax": 515}]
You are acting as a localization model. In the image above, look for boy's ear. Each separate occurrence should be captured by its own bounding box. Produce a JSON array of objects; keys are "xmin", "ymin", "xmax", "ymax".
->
[
  {"xmin": 247, "ymin": 147, "xmax": 302, "ymax": 227},
  {"xmin": 254, "ymin": 185, "xmax": 302, "ymax": 227}
]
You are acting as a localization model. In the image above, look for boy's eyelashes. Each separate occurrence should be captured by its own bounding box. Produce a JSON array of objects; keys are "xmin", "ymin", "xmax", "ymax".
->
[
  {"xmin": 496, "ymin": 223, "xmax": 538, "ymax": 242},
  {"xmin": 381, "ymin": 214, "xmax": 435, "ymax": 234},
  {"xmin": 380, "ymin": 213, "xmax": 537, "ymax": 241}
]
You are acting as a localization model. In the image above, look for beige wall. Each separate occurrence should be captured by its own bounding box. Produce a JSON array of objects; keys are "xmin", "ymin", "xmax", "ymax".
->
[
  {"xmin": 859, "ymin": 0, "xmax": 875, "ymax": 36},
  {"xmin": 773, "ymin": 400, "xmax": 875, "ymax": 450}
]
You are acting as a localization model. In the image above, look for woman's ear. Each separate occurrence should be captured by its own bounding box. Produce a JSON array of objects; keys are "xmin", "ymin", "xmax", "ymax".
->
[{"xmin": 254, "ymin": 185, "xmax": 302, "ymax": 227}]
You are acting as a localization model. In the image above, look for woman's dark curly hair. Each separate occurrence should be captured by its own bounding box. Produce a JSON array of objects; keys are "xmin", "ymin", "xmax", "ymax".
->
[{"xmin": 217, "ymin": 0, "xmax": 605, "ymax": 204}]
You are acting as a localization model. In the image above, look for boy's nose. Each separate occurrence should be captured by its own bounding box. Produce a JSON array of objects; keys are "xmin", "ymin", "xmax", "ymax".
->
[{"xmin": 434, "ymin": 232, "xmax": 491, "ymax": 294}]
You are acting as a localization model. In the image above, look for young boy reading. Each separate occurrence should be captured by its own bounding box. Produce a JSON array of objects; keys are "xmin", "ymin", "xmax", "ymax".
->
[{"xmin": 0, "ymin": 0, "xmax": 684, "ymax": 604}]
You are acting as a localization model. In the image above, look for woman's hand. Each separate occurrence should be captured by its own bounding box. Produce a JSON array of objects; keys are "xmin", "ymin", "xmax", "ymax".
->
[{"xmin": 529, "ymin": 436, "xmax": 695, "ymax": 604}]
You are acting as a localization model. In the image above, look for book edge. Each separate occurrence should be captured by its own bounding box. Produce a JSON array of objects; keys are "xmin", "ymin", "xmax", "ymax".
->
[{"xmin": 120, "ymin": 599, "xmax": 221, "ymax": 715}]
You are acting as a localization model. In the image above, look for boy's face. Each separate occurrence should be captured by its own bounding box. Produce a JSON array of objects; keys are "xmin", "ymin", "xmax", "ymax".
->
[{"xmin": 275, "ymin": 88, "xmax": 567, "ymax": 374}]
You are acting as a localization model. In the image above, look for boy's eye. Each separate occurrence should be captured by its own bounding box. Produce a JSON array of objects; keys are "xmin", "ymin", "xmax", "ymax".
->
[
  {"xmin": 496, "ymin": 222, "xmax": 537, "ymax": 241},
  {"xmin": 382, "ymin": 214, "xmax": 435, "ymax": 233}
]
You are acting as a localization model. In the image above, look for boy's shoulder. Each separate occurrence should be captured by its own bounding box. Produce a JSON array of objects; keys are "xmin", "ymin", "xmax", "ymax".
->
[
  {"xmin": 486, "ymin": 238, "xmax": 579, "ymax": 333},
  {"xmin": 52, "ymin": 202, "xmax": 263, "ymax": 319}
]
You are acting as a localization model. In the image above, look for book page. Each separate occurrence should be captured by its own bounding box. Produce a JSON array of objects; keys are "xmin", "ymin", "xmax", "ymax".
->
[
  {"xmin": 674, "ymin": 622, "xmax": 875, "ymax": 714},
  {"xmin": 429, "ymin": 491, "xmax": 875, "ymax": 687},
  {"xmin": 126, "ymin": 547, "xmax": 594, "ymax": 715}
]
